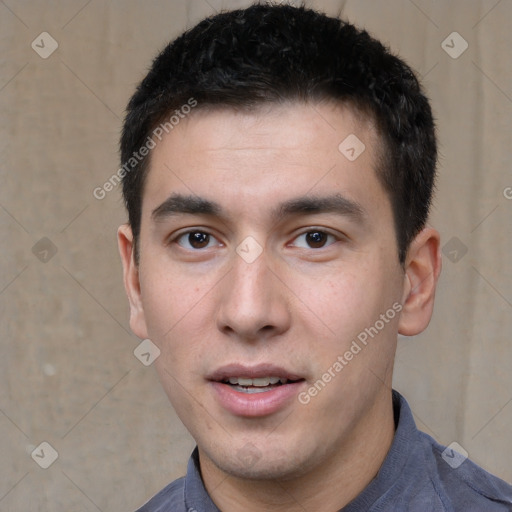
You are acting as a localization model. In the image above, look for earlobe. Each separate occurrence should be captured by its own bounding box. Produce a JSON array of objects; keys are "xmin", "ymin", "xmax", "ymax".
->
[
  {"xmin": 117, "ymin": 224, "xmax": 149, "ymax": 340},
  {"xmin": 398, "ymin": 227, "xmax": 442, "ymax": 336}
]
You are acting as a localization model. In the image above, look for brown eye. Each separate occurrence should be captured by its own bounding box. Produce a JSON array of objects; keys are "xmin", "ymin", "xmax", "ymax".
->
[
  {"xmin": 189, "ymin": 232, "xmax": 210, "ymax": 248},
  {"xmin": 305, "ymin": 231, "xmax": 328, "ymax": 248},
  {"xmin": 291, "ymin": 230, "xmax": 337, "ymax": 249},
  {"xmin": 176, "ymin": 231, "xmax": 217, "ymax": 249}
]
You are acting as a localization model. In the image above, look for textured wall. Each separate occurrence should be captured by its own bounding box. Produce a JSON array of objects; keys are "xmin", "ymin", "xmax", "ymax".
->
[{"xmin": 1, "ymin": 0, "xmax": 511, "ymax": 510}]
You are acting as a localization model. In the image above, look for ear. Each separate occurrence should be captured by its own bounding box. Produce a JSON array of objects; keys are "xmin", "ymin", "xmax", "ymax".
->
[
  {"xmin": 117, "ymin": 224, "xmax": 149, "ymax": 340},
  {"xmin": 398, "ymin": 227, "xmax": 442, "ymax": 336}
]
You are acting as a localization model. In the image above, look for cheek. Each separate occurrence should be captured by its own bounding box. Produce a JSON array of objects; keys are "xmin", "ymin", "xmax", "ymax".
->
[
  {"xmin": 140, "ymin": 262, "xmax": 214, "ymax": 336},
  {"xmin": 140, "ymin": 269, "xmax": 218, "ymax": 375},
  {"xmin": 297, "ymin": 258, "xmax": 401, "ymax": 354},
  {"xmin": 297, "ymin": 267, "xmax": 375, "ymax": 333}
]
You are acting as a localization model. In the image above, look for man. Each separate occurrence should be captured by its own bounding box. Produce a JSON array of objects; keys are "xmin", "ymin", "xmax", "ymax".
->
[{"xmin": 117, "ymin": 3, "xmax": 512, "ymax": 511}]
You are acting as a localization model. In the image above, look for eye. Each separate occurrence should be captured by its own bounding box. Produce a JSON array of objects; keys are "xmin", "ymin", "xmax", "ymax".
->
[
  {"xmin": 175, "ymin": 230, "xmax": 220, "ymax": 250},
  {"xmin": 291, "ymin": 230, "xmax": 337, "ymax": 249}
]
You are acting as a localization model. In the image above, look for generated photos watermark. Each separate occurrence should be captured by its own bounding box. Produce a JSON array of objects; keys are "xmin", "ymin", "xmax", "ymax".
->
[
  {"xmin": 298, "ymin": 302, "xmax": 403, "ymax": 405},
  {"xmin": 93, "ymin": 97, "xmax": 198, "ymax": 200}
]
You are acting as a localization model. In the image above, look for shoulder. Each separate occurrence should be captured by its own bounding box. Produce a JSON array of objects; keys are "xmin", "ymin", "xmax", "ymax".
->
[
  {"xmin": 418, "ymin": 431, "xmax": 512, "ymax": 511},
  {"xmin": 134, "ymin": 476, "xmax": 186, "ymax": 512}
]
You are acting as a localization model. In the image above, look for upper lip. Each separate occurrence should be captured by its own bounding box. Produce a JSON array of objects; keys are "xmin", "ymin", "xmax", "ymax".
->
[{"xmin": 207, "ymin": 363, "xmax": 304, "ymax": 382}]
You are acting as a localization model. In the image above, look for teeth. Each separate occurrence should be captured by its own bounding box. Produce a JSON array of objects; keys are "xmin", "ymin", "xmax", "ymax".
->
[
  {"xmin": 236, "ymin": 387, "xmax": 272, "ymax": 394},
  {"xmin": 226, "ymin": 376, "xmax": 287, "ymax": 386},
  {"xmin": 252, "ymin": 377, "xmax": 269, "ymax": 386}
]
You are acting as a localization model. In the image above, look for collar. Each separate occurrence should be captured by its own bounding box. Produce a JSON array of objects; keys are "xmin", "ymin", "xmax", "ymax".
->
[{"xmin": 184, "ymin": 390, "xmax": 416, "ymax": 512}]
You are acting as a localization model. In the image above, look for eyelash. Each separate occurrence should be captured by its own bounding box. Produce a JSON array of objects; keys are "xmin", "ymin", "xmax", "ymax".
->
[
  {"xmin": 172, "ymin": 229, "xmax": 222, "ymax": 250},
  {"xmin": 290, "ymin": 230, "xmax": 338, "ymax": 249},
  {"xmin": 171, "ymin": 228, "xmax": 342, "ymax": 251}
]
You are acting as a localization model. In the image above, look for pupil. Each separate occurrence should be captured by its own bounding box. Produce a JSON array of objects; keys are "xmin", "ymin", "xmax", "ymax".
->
[
  {"xmin": 190, "ymin": 232, "xmax": 209, "ymax": 248},
  {"xmin": 306, "ymin": 231, "xmax": 326, "ymax": 248}
]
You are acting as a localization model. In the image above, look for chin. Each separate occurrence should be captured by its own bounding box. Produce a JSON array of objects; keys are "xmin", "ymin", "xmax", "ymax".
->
[
  {"xmin": 222, "ymin": 459, "xmax": 302, "ymax": 481},
  {"xmin": 208, "ymin": 443, "xmax": 315, "ymax": 481}
]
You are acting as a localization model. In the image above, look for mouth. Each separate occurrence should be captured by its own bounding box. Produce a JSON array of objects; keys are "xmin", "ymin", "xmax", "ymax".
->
[
  {"xmin": 220, "ymin": 376, "xmax": 303, "ymax": 394},
  {"xmin": 208, "ymin": 364, "xmax": 306, "ymax": 417}
]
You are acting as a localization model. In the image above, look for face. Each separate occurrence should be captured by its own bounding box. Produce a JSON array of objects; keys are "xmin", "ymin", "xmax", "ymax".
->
[{"xmin": 120, "ymin": 102, "xmax": 414, "ymax": 481}]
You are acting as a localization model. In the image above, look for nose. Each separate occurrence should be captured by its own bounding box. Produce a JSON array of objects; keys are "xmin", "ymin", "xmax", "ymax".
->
[{"xmin": 216, "ymin": 248, "xmax": 292, "ymax": 342}]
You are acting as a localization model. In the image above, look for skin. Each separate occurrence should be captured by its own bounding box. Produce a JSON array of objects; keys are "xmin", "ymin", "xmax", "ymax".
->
[{"xmin": 118, "ymin": 102, "xmax": 441, "ymax": 511}]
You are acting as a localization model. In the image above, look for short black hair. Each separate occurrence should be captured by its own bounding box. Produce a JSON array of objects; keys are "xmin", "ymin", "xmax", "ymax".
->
[{"xmin": 121, "ymin": 2, "xmax": 437, "ymax": 264}]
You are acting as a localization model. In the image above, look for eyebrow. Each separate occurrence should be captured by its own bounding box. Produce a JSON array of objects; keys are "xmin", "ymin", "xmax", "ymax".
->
[
  {"xmin": 152, "ymin": 194, "xmax": 221, "ymax": 221},
  {"xmin": 272, "ymin": 194, "xmax": 365, "ymax": 223},
  {"xmin": 151, "ymin": 192, "xmax": 366, "ymax": 224}
]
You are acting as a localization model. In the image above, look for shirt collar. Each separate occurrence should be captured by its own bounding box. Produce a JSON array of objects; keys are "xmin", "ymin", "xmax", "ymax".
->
[{"xmin": 184, "ymin": 390, "xmax": 416, "ymax": 512}]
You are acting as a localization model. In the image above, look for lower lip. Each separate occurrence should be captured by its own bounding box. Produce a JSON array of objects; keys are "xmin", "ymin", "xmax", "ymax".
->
[{"xmin": 210, "ymin": 381, "xmax": 304, "ymax": 417}]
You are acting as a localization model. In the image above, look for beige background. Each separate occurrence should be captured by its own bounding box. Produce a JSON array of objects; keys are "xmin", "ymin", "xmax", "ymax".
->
[{"xmin": 1, "ymin": 0, "xmax": 511, "ymax": 510}]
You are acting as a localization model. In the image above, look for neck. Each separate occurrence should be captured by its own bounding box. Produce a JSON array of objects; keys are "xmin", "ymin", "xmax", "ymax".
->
[{"xmin": 200, "ymin": 390, "xmax": 396, "ymax": 512}]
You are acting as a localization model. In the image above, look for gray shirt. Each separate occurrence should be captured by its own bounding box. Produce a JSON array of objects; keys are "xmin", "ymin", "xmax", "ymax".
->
[{"xmin": 135, "ymin": 391, "xmax": 512, "ymax": 511}]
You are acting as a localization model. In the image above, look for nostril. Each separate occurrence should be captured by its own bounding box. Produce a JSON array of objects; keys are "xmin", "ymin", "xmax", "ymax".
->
[{"xmin": 220, "ymin": 325, "xmax": 236, "ymax": 335}]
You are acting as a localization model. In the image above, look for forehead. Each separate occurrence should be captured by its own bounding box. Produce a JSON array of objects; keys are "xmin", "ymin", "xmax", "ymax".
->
[
  {"xmin": 151, "ymin": 101, "xmax": 378, "ymax": 157},
  {"xmin": 142, "ymin": 101, "xmax": 386, "ymax": 219}
]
